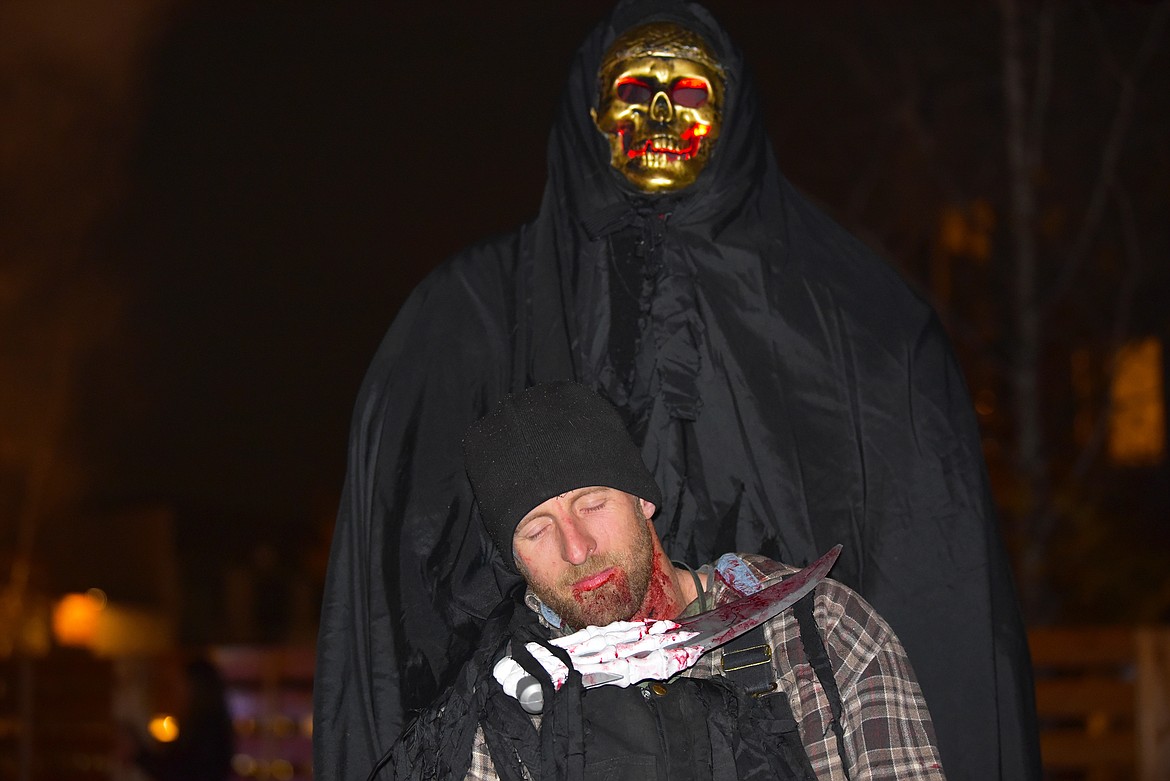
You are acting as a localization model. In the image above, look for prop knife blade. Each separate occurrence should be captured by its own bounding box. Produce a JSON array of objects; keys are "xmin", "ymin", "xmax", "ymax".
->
[
  {"xmin": 670, "ymin": 544, "xmax": 841, "ymax": 652},
  {"xmin": 513, "ymin": 545, "xmax": 842, "ymax": 711},
  {"xmin": 580, "ymin": 543, "xmax": 842, "ymax": 688}
]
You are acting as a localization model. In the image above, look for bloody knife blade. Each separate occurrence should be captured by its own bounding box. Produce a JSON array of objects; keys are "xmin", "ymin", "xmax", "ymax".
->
[
  {"xmin": 580, "ymin": 543, "xmax": 842, "ymax": 688},
  {"xmin": 667, "ymin": 543, "xmax": 842, "ymax": 651},
  {"xmin": 513, "ymin": 545, "xmax": 843, "ymax": 711}
]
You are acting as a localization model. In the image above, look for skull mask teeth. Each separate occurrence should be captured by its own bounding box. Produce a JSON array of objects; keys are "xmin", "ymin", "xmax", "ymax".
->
[{"xmin": 592, "ymin": 21, "xmax": 725, "ymax": 193}]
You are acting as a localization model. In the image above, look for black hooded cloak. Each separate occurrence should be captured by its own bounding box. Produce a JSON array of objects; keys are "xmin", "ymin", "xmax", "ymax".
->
[{"xmin": 314, "ymin": 2, "xmax": 1040, "ymax": 778}]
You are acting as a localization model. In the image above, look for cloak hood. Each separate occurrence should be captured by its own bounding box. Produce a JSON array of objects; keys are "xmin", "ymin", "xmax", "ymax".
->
[
  {"xmin": 528, "ymin": 0, "xmax": 784, "ymax": 416},
  {"xmin": 545, "ymin": 0, "xmax": 773, "ymax": 225}
]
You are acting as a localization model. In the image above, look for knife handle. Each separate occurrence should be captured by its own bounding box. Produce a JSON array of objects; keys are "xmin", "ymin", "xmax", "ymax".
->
[
  {"xmin": 515, "ymin": 674, "xmax": 545, "ymax": 714},
  {"xmin": 498, "ymin": 644, "xmax": 544, "ymax": 714}
]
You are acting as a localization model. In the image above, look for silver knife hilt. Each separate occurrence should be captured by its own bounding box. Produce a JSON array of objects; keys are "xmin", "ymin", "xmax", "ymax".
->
[
  {"xmin": 515, "ymin": 674, "xmax": 545, "ymax": 714},
  {"xmin": 500, "ymin": 643, "xmax": 547, "ymax": 713}
]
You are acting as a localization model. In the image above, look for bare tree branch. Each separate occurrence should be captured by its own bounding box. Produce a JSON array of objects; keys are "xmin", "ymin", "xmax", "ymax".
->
[
  {"xmin": 1000, "ymin": 0, "xmax": 1043, "ymax": 477},
  {"xmin": 1041, "ymin": 0, "xmax": 1170, "ymax": 314},
  {"xmin": 1035, "ymin": 181, "xmax": 1144, "ymax": 548},
  {"xmin": 1027, "ymin": 1, "xmax": 1056, "ymax": 163}
]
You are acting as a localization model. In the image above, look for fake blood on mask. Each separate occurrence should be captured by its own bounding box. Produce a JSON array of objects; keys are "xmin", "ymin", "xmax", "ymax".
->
[{"xmin": 624, "ymin": 123, "xmax": 709, "ymax": 160}]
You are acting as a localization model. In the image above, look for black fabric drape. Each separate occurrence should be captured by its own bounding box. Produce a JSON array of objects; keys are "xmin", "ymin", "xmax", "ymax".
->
[{"xmin": 313, "ymin": 1, "xmax": 1040, "ymax": 778}]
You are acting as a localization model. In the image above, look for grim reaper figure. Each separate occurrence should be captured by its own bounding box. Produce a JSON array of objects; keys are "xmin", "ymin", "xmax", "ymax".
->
[{"xmin": 314, "ymin": 1, "xmax": 1040, "ymax": 778}]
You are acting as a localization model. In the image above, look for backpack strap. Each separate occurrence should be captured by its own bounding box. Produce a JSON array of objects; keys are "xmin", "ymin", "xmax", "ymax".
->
[
  {"xmin": 712, "ymin": 555, "xmax": 851, "ymax": 778},
  {"xmin": 719, "ymin": 624, "xmax": 818, "ymax": 781},
  {"xmin": 720, "ymin": 624, "xmax": 776, "ymax": 696},
  {"xmin": 712, "ymin": 555, "xmax": 774, "ymax": 696},
  {"xmin": 793, "ymin": 592, "xmax": 851, "ymax": 779}
]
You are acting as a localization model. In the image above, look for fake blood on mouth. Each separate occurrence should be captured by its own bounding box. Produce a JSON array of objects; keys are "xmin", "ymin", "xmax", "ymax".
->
[
  {"xmin": 571, "ymin": 568, "xmax": 634, "ymax": 620},
  {"xmin": 572, "ymin": 567, "xmax": 617, "ymax": 596},
  {"xmin": 625, "ymin": 124, "xmax": 707, "ymax": 160}
]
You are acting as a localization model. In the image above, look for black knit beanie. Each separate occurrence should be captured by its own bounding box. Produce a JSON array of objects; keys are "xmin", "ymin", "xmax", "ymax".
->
[{"xmin": 463, "ymin": 381, "xmax": 662, "ymax": 563}]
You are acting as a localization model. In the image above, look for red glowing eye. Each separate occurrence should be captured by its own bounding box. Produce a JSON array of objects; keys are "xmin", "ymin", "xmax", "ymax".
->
[
  {"xmin": 615, "ymin": 78, "xmax": 653, "ymax": 104},
  {"xmin": 671, "ymin": 78, "xmax": 708, "ymax": 108}
]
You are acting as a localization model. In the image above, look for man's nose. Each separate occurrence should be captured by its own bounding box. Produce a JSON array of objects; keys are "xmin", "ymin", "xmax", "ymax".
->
[{"xmin": 558, "ymin": 515, "xmax": 595, "ymax": 565}]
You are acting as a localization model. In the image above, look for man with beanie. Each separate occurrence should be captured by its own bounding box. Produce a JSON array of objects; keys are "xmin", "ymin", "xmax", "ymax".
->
[{"xmin": 387, "ymin": 381, "xmax": 945, "ymax": 781}]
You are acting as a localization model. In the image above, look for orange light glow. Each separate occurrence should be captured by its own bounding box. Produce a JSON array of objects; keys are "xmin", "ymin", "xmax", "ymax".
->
[
  {"xmin": 232, "ymin": 754, "xmax": 258, "ymax": 777},
  {"xmin": 52, "ymin": 592, "xmax": 104, "ymax": 647},
  {"xmin": 271, "ymin": 759, "xmax": 295, "ymax": 781},
  {"xmin": 937, "ymin": 201, "xmax": 994, "ymax": 263},
  {"xmin": 1109, "ymin": 337, "xmax": 1165, "ymax": 465},
  {"xmin": 148, "ymin": 715, "xmax": 180, "ymax": 743}
]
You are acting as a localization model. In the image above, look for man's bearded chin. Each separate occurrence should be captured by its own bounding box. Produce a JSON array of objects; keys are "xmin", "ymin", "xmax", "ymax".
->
[{"xmin": 525, "ymin": 516, "xmax": 654, "ymax": 630}]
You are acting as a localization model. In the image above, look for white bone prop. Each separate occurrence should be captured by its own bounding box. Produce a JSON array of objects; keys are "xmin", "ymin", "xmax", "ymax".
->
[{"xmin": 493, "ymin": 619, "xmax": 701, "ymax": 711}]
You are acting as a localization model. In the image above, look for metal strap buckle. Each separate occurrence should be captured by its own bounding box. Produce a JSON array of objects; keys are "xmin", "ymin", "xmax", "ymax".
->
[{"xmin": 720, "ymin": 643, "xmax": 773, "ymax": 673}]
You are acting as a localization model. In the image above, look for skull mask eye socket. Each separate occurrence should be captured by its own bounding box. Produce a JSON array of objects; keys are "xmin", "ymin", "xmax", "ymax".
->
[
  {"xmin": 616, "ymin": 77, "xmax": 654, "ymax": 104},
  {"xmin": 670, "ymin": 78, "xmax": 708, "ymax": 108},
  {"xmin": 591, "ymin": 22, "xmax": 725, "ymax": 193},
  {"xmin": 615, "ymin": 76, "xmax": 709, "ymax": 109}
]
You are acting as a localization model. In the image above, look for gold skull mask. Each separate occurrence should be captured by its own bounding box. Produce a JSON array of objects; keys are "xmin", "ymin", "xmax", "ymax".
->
[{"xmin": 591, "ymin": 21, "xmax": 725, "ymax": 193}]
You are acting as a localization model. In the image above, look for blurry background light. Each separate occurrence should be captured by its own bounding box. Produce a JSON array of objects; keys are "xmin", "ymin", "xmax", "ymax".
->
[
  {"xmin": 1108, "ymin": 337, "xmax": 1165, "ymax": 466},
  {"xmin": 270, "ymin": 758, "xmax": 294, "ymax": 781},
  {"xmin": 51, "ymin": 591, "xmax": 104, "ymax": 647},
  {"xmin": 271, "ymin": 715, "xmax": 294, "ymax": 737},
  {"xmin": 232, "ymin": 753, "xmax": 258, "ymax": 777},
  {"xmin": 147, "ymin": 714, "xmax": 179, "ymax": 743},
  {"xmin": 85, "ymin": 587, "xmax": 108, "ymax": 608}
]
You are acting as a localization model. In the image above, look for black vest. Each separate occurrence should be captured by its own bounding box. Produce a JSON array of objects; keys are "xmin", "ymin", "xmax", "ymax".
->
[
  {"xmin": 580, "ymin": 673, "xmax": 817, "ymax": 781},
  {"xmin": 382, "ymin": 591, "xmax": 843, "ymax": 781}
]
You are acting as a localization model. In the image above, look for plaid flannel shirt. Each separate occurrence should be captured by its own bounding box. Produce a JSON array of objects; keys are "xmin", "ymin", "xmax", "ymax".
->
[{"xmin": 466, "ymin": 554, "xmax": 945, "ymax": 780}]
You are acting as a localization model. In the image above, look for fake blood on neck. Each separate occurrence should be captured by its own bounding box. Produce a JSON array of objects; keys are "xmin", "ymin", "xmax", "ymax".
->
[{"xmin": 631, "ymin": 553, "xmax": 684, "ymax": 621}]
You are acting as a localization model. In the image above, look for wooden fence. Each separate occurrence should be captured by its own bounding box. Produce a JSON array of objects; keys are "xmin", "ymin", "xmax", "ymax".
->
[{"xmin": 1030, "ymin": 626, "xmax": 1170, "ymax": 780}]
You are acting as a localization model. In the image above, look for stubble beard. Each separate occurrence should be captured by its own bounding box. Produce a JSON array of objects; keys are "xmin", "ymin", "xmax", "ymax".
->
[{"xmin": 525, "ymin": 504, "xmax": 655, "ymax": 630}]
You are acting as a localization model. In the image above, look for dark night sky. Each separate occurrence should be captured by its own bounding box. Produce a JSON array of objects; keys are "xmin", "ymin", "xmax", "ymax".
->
[
  {"xmin": 90, "ymin": 3, "xmax": 613, "ymax": 542},
  {"xmin": 89, "ymin": 3, "xmax": 626, "ymax": 553}
]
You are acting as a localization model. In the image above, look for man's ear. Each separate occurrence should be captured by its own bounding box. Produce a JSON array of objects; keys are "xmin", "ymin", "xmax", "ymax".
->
[
  {"xmin": 513, "ymin": 551, "xmax": 530, "ymax": 579},
  {"xmin": 639, "ymin": 497, "xmax": 657, "ymax": 520}
]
